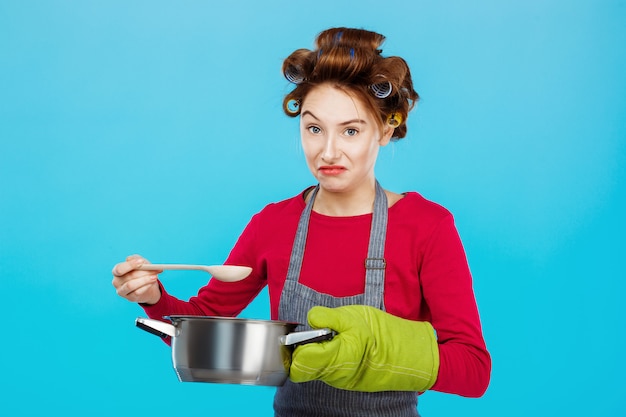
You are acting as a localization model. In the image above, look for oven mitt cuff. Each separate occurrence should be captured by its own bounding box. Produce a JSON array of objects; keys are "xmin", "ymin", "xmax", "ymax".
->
[{"xmin": 290, "ymin": 305, "xmax": 439, "ymax": 392}]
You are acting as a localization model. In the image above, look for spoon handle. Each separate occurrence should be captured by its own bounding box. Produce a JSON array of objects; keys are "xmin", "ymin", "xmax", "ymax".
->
[{"xmin": 139, "ymin": 264, "xmax": 209, "ymax": 272}]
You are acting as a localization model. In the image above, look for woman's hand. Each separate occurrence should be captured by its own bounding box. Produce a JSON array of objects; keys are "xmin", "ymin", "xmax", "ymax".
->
[
  {"xmin": 112, "ymin": 255, "xmax": 162, "ymax": 305},
  {"xmin": 290, "ymin": 305, "xmax": 439, "ymax": 392}
]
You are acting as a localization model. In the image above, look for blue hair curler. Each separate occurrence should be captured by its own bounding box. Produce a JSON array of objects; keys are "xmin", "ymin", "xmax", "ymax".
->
[{"xmin": 370, "ymin": 80, "xmax": 392, "ymax": 99}]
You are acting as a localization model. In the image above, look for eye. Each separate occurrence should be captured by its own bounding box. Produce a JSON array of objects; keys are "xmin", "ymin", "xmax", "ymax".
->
[
  {"xmin": 307, "ymin": 125, "xmax": 322, "ymax": 134},
  {"xmin": 344, "ymin": 128, "xmax": 358, "ymax": 137}
]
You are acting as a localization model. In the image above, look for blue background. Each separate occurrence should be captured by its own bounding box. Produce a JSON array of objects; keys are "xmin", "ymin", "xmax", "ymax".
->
[{"xmin": 1, "ymin": 1, "xmax": 624, "ymax": 415}]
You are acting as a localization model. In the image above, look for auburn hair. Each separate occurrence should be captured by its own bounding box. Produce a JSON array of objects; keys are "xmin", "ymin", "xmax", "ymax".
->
[{"xmin": 282, "ymin": 27, "xmax": 419, "ymax": 140}]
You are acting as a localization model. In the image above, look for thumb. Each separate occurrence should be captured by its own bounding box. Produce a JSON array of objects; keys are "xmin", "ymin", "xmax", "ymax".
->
[{"xmin": 307, "ymin": 305, "xmax": 359, "ymax": 333}]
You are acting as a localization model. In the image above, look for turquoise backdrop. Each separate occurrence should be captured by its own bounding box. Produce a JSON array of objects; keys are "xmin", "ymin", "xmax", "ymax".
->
[{"xmin": 1, "ymin": 1, "xmax": 624, "ymax": 416}]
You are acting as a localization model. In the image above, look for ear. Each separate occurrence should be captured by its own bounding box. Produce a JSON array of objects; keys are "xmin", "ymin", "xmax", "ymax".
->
[{"xmin": 379, "ymin": 125, "xmax": 394, "ymax": 146}]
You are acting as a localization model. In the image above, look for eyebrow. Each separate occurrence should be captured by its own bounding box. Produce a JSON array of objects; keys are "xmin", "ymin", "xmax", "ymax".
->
[{"xmin": 301, "ymin": 110, "xmax": 367, "ymax": 126}]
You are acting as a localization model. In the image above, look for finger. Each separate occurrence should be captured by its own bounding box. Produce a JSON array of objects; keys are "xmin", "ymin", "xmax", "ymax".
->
[
  {"xmin": 112, "ymin": 268, "xmax": 159, "ymax": 290},
  {"xmin": 125, "ymin": 280, "xmax": 157, "ymax": 301},
  {"xmin": 112, "ymin": 256, "xmax": 145, "ymax": 277},
  {"xmin": 116, "ymin": 275, "xmax": 157, "ymax": 298}
]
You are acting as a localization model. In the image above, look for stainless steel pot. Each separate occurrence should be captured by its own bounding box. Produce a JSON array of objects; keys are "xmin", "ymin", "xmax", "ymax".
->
[{"xmin": 135, "ymin": 316, "xmax": 334, "ymax": 386}]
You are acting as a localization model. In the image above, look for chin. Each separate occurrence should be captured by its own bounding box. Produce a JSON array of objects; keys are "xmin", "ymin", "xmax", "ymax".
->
[{"xmin": 317, "ymin": 179, "xmax": 349, "ymax": 193}]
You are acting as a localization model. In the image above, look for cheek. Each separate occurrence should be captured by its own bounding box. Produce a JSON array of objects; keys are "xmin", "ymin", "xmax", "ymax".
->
[
  {"xmin": 351, "ymin": 141, "xmax": 378, "ymax": 160},
  {"xmin": 300, "ymin": 137, "xmax": 319, "ymax": 162},
  {"xmin": 354, "ymin": 144, "xmax": 381, "ymax": 169}
]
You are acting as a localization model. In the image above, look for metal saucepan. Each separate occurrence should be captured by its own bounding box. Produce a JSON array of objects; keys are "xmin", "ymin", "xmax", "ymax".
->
[{"xmin": 136, "ymin": 316, "xmax": 334, "ymax": 386}]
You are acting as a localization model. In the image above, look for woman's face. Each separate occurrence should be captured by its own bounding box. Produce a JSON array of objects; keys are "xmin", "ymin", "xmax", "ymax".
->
[{"xmin": 300, "ymin": 84, "xmax": 393, "ymax": 196}]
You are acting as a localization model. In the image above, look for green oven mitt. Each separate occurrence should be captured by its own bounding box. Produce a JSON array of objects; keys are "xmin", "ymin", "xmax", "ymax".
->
[{"xmin": 290, "ymin": 305, "xmax": 439, "ymax": 392}]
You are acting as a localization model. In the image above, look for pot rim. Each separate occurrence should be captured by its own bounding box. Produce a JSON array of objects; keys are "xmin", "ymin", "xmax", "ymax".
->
[{"xmin": 164, "ymin": 315, "xmax": 299, "ymax": 327}]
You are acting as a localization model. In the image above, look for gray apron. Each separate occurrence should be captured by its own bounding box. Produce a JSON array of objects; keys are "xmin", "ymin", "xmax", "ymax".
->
[{"xmin": 274, "ymin": 182, "xmax": 419, "ymax": 417}]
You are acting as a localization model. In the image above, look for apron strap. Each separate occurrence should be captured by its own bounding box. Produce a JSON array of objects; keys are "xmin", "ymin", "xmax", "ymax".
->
[
  {"xmin": 284, "ymin": 186, "xmax": 318, "ymax": 286},
  {"xmin": 364, "ymin": 181, "xmax": 388, "ymax": 310}
]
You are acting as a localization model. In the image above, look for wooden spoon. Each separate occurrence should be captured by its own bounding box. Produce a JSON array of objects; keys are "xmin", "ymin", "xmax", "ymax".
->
[{"xmin": 138, "ymin": 264, "xmax": 252, "ymax": 282}]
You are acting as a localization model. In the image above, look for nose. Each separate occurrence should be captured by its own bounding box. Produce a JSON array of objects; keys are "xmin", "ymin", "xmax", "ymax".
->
[{"xmin": 321, "ymin": 134, "xmax": 340, "ymax": 163}]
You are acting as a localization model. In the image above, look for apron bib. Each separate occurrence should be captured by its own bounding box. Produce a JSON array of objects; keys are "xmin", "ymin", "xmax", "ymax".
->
[{"xmin": 274, "ymin": 182, "xmax": 419, "ymax": 417}]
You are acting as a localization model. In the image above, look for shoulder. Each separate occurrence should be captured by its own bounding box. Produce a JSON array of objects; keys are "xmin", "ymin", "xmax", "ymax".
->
[
  {"xmin": 259, "ymin": 188, "xmax": 308, "ymax": 213},
  {"xmin": 248, "ymin": 187, "xmax": 309, "ymax": 225},
  {"xmin": 388, "ymin": 192, "xmax": 464, "ymax": 252},
  {"xmin": 388, "ymin": 191, "xmax": 459, "ymax": 240},
  {"xmin": 235, "ymin": 188, "xmax": 310, "ymax": 247},
  {"xmin": 392, "ymin": 191, "xmax": 453, "ymax": 221}
]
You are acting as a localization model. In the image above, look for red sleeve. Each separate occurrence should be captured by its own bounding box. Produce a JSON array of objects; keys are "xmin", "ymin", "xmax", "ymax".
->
[
  {"xmin": 141, "ymin": 213, "xmax": 267, "ymax": 321},
  {"xmin": 421, "ymin": 214, "xmax": 491, "ymax": 397}
]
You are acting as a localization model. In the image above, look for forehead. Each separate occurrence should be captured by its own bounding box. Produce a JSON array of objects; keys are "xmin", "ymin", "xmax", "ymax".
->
[{"xmin": 301, "ymin": 84, "xmax": 374, "ymax": 122}]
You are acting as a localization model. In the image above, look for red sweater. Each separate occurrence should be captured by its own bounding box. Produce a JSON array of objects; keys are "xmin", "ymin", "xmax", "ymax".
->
[{"xmin": 143, "ymin": 189, "xmax": 491, "ymax": 397}]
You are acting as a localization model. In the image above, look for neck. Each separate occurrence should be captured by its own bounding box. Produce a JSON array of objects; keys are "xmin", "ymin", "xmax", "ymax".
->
[{"xmin": 313, "ymin": 183, "xmax": 377, "ymax": 216}]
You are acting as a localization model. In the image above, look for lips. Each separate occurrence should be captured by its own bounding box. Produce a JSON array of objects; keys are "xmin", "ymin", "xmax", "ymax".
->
[{"xmin": 318, "ymin": 166, "xmax": 346, "ymax": 176}]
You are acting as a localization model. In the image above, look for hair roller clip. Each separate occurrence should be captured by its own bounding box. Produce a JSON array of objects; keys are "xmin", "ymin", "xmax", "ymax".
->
[
  {"xmin": 284, "ymin": 65, "xmax": 305, "ymax": 84},
  {"xmin": 370, "ymin": 80, "xmax": 392, "ymax": 99},
  {"xmin": 286, "ymin": 99, "xmax": 301, "ymax": 114},
  {"xmin": 387, "ymin": 112, "xmax": 403, "ymax": 128}
]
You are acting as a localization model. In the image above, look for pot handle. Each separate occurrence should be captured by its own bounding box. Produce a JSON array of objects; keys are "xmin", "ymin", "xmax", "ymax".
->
[
  {"xmin": 135, "ymin": 317, "xmax": 176, "ymax": 338},
  {"xmin": 280, "ymin": 328, "xmax": 336, "ymax": 346}
]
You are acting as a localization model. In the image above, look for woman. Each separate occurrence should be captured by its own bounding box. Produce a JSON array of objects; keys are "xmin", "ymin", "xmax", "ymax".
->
[{"xmin": 112, "ymin": 27, "xmax": 491, "ymax": 416}]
